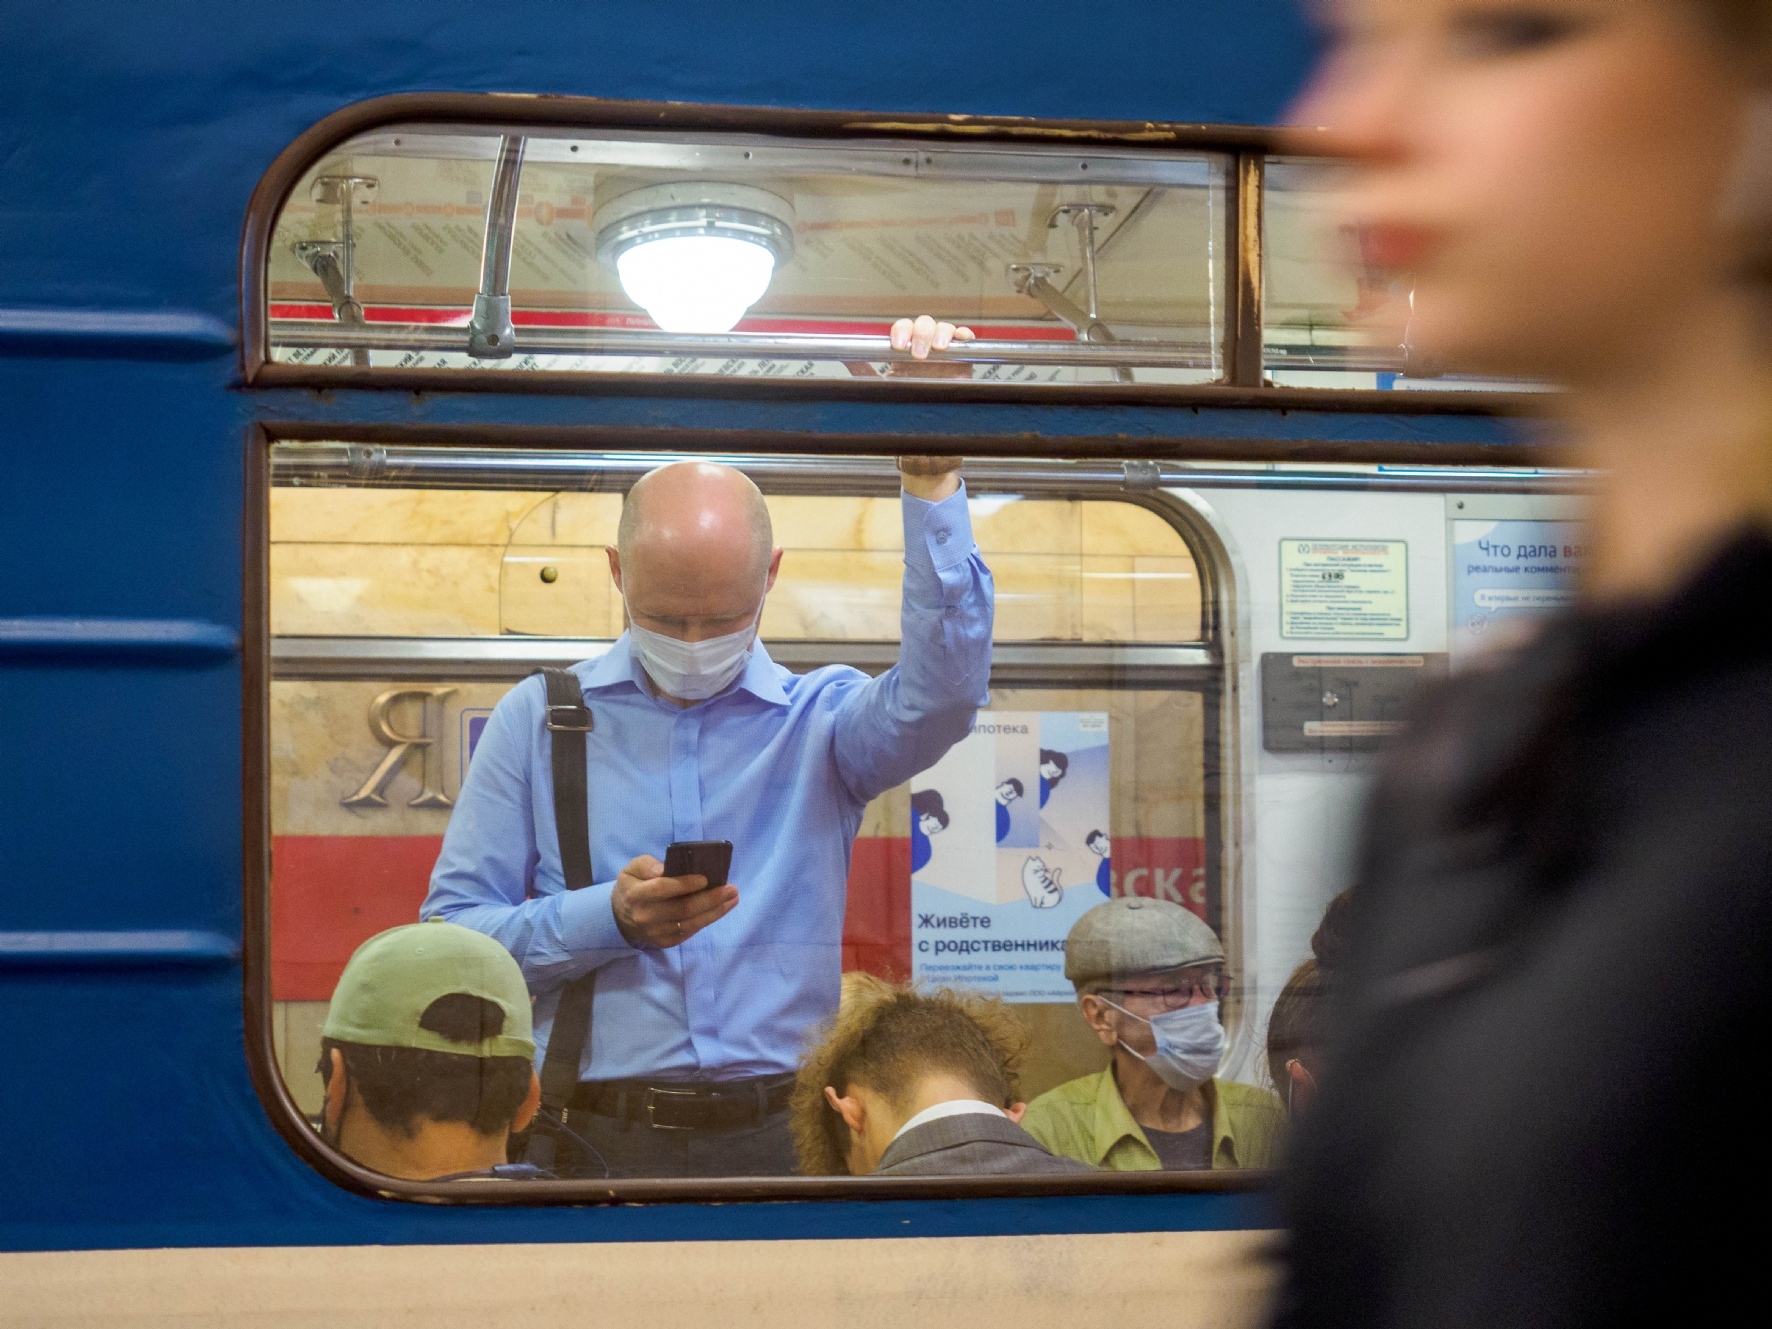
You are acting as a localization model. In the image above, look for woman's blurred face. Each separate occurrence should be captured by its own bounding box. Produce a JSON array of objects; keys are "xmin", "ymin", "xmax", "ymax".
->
[{"xmin": 1292, "ymin": 0, "xmax": 1754, "ymax": 384}]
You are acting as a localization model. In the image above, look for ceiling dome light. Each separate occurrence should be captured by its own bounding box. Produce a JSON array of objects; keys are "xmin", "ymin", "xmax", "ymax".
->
[{"xmin": 596, "ymin": 183, "xmax": 796, "ymax": 335}]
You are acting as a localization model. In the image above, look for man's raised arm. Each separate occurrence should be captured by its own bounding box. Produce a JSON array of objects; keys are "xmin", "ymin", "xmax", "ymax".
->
[{"xmin": 833, "ymin": 455, "xmax": 994, "ymax": 801}]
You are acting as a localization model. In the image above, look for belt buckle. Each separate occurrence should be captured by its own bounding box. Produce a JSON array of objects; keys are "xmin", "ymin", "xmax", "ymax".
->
[
  {"xmin": 645, "ymin": 1086, "xmax": 699, "ymax": 1131},
  {"xmin": 545, "ymin": 704, "xmax": 593, "ymax": 733}
]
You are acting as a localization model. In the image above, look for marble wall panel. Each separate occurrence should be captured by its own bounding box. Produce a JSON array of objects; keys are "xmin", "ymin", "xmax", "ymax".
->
[
  {"xmin": 1126, "ymin": 691, "xmax": 1208, "ymax": 839},
  {"xmin": 763, "ymin": 549, "xmax": 903, "ymax": 639},
  {"xmin": 968, "ymin": 498, "xmax": 1081, "ymax": 555},
  {"xmin": 988, "ymin": 553, "xmax": 1083, "ymax": 640},
  {"xmin": 274, "ymin": 1000, "xmax": 329, "ymax": 1117},
  {"xmin": 501, "ymin": 547, "xmax": 619, "ymax": 637},
  {"xmin": 272, "ymin": 486, "xmax": 1197, "ymax": 559},
  {"xmin": 271, "ymin": 680, "xmax": 513, "ymax": 836},
  {"xmin": 1080, "ymin": 556, "xmax": 1138, "ymax": 641},
  {"xmin": 765, "ymin": 495, "xmax": 904, "ymax": 552},
  {"xmin": 1133, "ymin": 555, "xmax": 1203, "ymax": 640},
  {"xmin": 507, "ymin": 492, "xmax": 623, "ymax": 547},
  {"xmin": 272, "ymin": 488, "xmax": 546, "ymax": 545},
  {"xmin": 1081, "ymin": 499, "xmax": 1194, "ymax": 557},
  {"xmin": 272, "ymin": 544, "xmax": 504, "ymax": 637},
  {"xmin": 271, "ymin": 487, "xmax": 1200, "ymax": 642}
]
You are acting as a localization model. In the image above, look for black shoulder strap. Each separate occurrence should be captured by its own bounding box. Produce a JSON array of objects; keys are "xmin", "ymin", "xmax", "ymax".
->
[
  {"xmin": 540, "ymin": 667, "xmax": 594, "ymax": 890},
  {"xmin": 526, "ymin": 668, "xmax": 596, "ymax": 1169}
]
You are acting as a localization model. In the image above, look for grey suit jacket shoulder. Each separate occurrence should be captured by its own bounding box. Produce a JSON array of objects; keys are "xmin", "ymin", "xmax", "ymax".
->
[{"xmin": 874, "ymin": 1112, "xmax": 1096, "ymax": 1176}]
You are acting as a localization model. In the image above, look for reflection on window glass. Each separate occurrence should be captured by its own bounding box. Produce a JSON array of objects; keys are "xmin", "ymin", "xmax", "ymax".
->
[
  {"xmin": 1263, "ymin": 159, "xmax": 1551, "ymax": 394},
  {"xmin": 266, "ymin": 126, "xmax": 1228, "ymax": 385},
  {"xmin": 268, "ymin": 447, "xmax": 1250, "ymax": 1185}
]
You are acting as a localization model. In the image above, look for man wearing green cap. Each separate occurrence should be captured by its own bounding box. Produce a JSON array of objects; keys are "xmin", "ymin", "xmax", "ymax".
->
[
  {"xmin": 1021, "ymin": 897, "xmax": 1284, "ymax": 1172},
  {"xmin": 319, "ymin": 921, "xmax": 543, "ymax": 1181}
]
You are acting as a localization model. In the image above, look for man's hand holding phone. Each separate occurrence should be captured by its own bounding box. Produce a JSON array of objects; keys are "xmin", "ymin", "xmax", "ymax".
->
[{"xmin": 612, "ymin": 853, "xmax": 739, "ymax": 949}]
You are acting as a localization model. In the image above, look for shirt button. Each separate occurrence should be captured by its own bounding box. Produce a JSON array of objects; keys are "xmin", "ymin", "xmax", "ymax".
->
[{"xmin": 935, "ymin": 528, "xmax": 950, "ymax": 545}]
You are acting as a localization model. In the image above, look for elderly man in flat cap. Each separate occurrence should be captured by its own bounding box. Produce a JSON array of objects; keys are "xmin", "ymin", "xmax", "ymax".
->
[{"xmin": 1021, "ymin": 897, "xmax": 1284, "ymax": 1171}]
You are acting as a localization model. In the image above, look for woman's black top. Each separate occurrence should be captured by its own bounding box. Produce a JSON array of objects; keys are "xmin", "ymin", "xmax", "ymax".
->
[{"xmin": 1275, "ymin": 529, "xmax": 1772, "ymax": 1329}]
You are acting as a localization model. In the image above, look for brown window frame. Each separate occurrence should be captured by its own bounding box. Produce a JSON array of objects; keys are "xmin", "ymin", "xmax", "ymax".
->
[{"xmin": 242, "ymin": 92, "xmax": 1542, "ymax": 416}]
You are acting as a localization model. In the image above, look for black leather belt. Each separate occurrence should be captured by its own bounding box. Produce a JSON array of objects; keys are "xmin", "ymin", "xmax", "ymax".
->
[{"xmin": 569, "ymin": 1074, "xmax": 796, "ymax": 1132}]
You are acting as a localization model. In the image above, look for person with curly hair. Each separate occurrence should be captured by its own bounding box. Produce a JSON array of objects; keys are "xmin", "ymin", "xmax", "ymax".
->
[{"xmin": 790, "ymin": 975, "xmax": 1092, "ymax": 1176}]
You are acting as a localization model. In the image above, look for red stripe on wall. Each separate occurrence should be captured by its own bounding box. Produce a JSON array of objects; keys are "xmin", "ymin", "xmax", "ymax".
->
[
  {"xmin": 269, "ymin": 834, "xmax": 1205, "ymax": 1001},
  {"xmin": 841, "ymin": 837, "xmax": 912, "ymax": 983},
  {"xmin": 271, "ymin": 836, "xmax": 442, "ymax": 1000},
  {"xmin": 1110, "ymin": 837, "xmax": 1211, "ymax": 921}
]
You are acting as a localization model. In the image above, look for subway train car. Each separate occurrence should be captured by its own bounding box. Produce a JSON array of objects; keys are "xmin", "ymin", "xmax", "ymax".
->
[{"xmin": 0, "ymin": 3, "xmax": 1576, "ymax": 1324}]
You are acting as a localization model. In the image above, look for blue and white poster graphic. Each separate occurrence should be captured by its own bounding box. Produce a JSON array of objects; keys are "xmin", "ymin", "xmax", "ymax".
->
[
  {"xmin": 910, "ymin": 711, "xmax": 1110, "ymax": 1002},
  {"xmin": 1451, "ymin": 520, "xmax": 1582, "ymax": 659}
]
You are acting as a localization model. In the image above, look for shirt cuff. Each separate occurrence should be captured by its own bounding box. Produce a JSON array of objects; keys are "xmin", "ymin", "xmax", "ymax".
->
[
  {"xmin": 902, "ymin": 479, "xmax": 976, "ymax": 575},
  {"xmin": 557, "ymin": 880, "xmax": 634, "ymax": 956}
]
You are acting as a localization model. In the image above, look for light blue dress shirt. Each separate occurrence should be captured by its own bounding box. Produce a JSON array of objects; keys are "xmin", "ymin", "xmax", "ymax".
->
[{"xmin": 422, "ymin": 484, "xmax": 993, "ymax": 1083}]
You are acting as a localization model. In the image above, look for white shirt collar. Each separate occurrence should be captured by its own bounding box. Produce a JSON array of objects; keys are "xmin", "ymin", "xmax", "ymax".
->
[{"xmin": 890, "ymin": 1098, "xmax": 1008, "ymax": 1143}]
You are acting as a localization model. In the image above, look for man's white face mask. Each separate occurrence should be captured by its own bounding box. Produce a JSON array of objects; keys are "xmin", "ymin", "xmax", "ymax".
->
[{"xmin": 624, "ymin": 595, "xmax": 762, "ymax": 700}]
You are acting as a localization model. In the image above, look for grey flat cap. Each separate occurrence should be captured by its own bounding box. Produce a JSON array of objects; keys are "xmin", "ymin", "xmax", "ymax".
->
[{"xmin": 1064, "ymin": 897, "xmax": 1225, "ymax": 988}]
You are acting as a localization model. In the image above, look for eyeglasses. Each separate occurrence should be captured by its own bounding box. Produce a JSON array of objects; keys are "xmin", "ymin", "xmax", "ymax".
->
[{"xmin": 1104, "ymin": 966, "xmax": 1231, "ymax": 1009}]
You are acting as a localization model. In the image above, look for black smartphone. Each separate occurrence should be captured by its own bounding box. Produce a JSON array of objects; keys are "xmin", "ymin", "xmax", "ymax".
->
[{"xmin": 663, "ymin": 839, "xmax": 733, "ymax": 889}]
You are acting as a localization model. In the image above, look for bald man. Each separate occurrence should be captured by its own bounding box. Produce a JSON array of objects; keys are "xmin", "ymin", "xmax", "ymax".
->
[{"xmin": 423, "ymin": 452, "xmax": 993, "ymax": 1178}]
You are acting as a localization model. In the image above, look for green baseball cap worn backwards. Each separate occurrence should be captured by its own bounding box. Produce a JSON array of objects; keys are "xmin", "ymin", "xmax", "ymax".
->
[
  {"xmin": 1064, "ymin": 896, "xmax": 1226, "ymax": 989},
  {"xmin": 323, "ymin": 921, "xmax": 535, "ymax": 1060}
]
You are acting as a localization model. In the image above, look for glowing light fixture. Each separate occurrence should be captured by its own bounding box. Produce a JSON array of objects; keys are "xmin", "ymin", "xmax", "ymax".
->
[{"xmin": 596, "ymin": 183, "xmax": 796, "ymax": 334}]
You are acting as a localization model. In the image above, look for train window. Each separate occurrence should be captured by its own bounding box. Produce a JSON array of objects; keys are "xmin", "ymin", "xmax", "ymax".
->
[
  {"xmin": 1262, "ymin": 160, "xmax": 1553, "ymax": 395},
  {"xmin": 261, "ymin": 123, "xmax": 1231, "ymax": 387},
  {"xmin": 263, "ymin": 444, "xmax": 1239, "ymax": 1192},
  {"xmin": 258, "ymin": 441, "xmax": 1587, "ymax": 1196}
]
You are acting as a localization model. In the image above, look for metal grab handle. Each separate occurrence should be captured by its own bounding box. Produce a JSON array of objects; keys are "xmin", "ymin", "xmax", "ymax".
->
[
  {"xmin": 1010, "ymin": 266, "xmax": 1116, "ymax": 346},
  {"xmin": 295, "ymin": 174, "xmax": 378, "ymax": 367},
  {"xmin": 1027, "ymin": 203, "xmax": 1133, "ymax": 382},
  {"xmin": 269, "ymin": 319, "xmax": 1223, "ymax": 369},
  {"xmin": 302, "ymin": 251, "xmax": 364, "ymax": 327},
  {"xmin": 467, "ymin": 135, "xmax": 527, "ymax": 359}
]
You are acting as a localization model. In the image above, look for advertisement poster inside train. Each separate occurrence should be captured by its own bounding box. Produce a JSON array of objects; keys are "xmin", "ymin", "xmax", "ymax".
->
[
  {"xmin": 909, "ymin": 710, "xmax": 1110, "ymax": 1002},
  {"xmin": 1451, "ymin": 520, "xmax": 1582, "ymax": 659}
]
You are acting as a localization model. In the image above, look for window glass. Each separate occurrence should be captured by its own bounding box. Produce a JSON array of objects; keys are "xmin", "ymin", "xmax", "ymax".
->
[
  {"xmin": 267, "ymin": 445, "xmax": 1228, "ymax": 1186},
  {"xmin": 266, "ymin": 126, "xmax": 1229, "ymax": 385},
  {"xmin": 265, "ymin": 442, "xmax": 1584, "ymax": 1191},
  {"xmin": 1263, "ymin": 159, "xmax": 1552, "ymax": 394}
]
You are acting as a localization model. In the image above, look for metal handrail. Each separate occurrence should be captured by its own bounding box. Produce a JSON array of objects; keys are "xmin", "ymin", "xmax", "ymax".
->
[
  {"xmin": 270, "ymin": 444, "xmax": 1593, "ymax": 495},
  {"xmin": 265, "ymin": 316, "xmax": 1499, "ymax": 376},
  {"xmin": 269, "ymin": 635, "xmax": 1218, "ymax": 685},
  {"xmin": 267, "ymin": 319, "xmax": 1222, "ymax": 369}
]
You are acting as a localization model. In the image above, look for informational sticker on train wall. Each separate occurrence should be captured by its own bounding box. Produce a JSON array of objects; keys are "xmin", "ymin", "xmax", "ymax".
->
[
  {"xmin": 909, "ymin": 710, "xmax": 1110, "ymax": 1002},
  {"xmin": 1451, "ymin": 520, "xmax": 1581, "ymax": 659},
  {"xmin": 1279, "ymin": 539, "xmax": 1408, "ymax": 640}
]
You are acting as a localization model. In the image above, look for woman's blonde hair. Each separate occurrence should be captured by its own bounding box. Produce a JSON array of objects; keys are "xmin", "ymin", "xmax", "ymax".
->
[{"xmin": 789, "ymin": 974, "xmax": 1031, "ymax": 1175}]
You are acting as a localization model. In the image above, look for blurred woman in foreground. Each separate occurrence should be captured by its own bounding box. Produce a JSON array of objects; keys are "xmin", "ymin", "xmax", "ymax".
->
[{"xmin": 1275, "ymin": 3, "xmax": 1772, "ymax": 1326}]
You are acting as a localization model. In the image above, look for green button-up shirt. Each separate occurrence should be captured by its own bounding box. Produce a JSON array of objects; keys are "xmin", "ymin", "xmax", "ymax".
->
[{"xmin": 1021, "ymin": 1068, "xmax": 1285, "ymax": 1171}]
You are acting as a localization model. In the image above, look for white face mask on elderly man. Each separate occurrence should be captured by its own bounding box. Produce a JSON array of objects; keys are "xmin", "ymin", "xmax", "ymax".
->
[
  {"xmin": 1102, "ymin": 998, "xmax": 1226, "ymax": 1093},
  {"xmin": 625, "ymin": 598, "xmax": 762, "ymax": 700}
]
